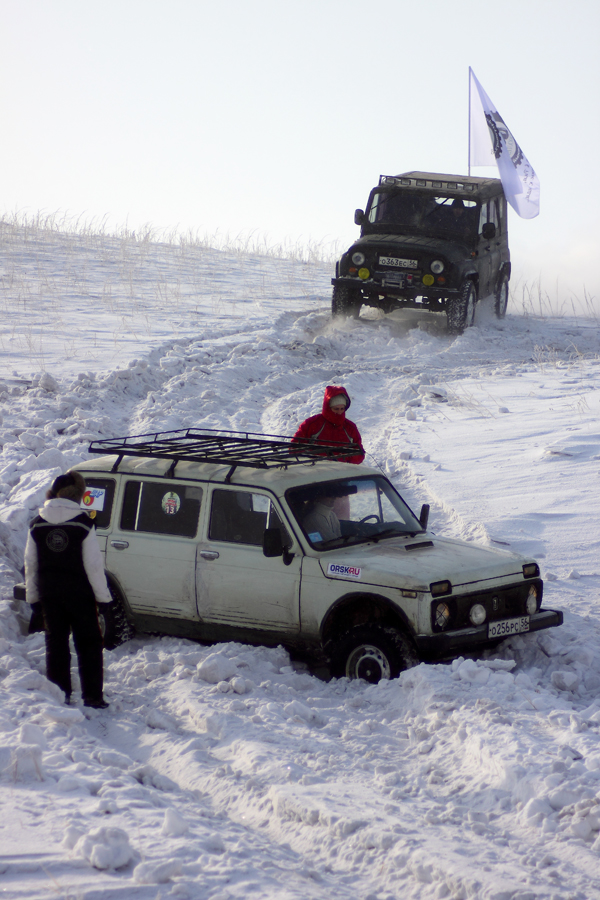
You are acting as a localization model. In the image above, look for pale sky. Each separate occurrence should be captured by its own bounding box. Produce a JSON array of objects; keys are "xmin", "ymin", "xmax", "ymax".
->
[{"xmin": 1, "ymin": 0, "xmax": 599, "ymax": 301}]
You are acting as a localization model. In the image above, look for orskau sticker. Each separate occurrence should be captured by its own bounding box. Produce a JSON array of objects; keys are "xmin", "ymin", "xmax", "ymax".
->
[{"xmin": 327, "ymin": 563, "xmax": 361, "ymax": 579}]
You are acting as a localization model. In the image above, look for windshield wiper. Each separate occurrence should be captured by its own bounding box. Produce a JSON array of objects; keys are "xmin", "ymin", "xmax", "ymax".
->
[{"xmin": 370, "ymin": 528, "xmax": 407, "ymax": 543}]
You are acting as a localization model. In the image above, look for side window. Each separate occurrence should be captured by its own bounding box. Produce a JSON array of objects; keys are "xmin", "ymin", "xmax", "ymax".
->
[
  {"xmin": 209, "ymin": 490, "xmax": 284, "ymax": 546},
  {"xmin": 120, "ymin": 480, "xmax": 202, "ymax": 538},
  {"xmin": 478, "ymin": 201, "xmax": 489, "ymax": 234},
  {"xmin": 488, "ymin": 198, "xmax": 500, "ymax": 231},
  {"xmin": 498, "ymin": 196, "xmax": 506, "ymax": 232},
  {"xmin": 82, "ymin": 477, "xmax": 116, "ymax": 530}
]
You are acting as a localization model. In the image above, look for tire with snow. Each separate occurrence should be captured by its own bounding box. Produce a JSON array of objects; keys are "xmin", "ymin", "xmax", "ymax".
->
[
  {"xmin": 99, "ymin": 581, "xmax": 135, "ymax": 650},
  {"xmin": 328, "ymin": 625, "xmax": 418, "ymax": 683},
  {"xmin": 447, "ymin": 279, "xmax": 476, "ymax": 335},
  {"xmin": 332, "ymin": 283, "xmax": 362, "ymax": 319},
  {"xmin": 494, "ymin": 271, "xmax": 509, "ymax": 319}
]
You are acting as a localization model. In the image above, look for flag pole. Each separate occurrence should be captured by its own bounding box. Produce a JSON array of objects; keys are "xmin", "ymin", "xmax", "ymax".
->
[{"xmin": 468, "ymin": 67, "xmax": 472, "ymax": 177}]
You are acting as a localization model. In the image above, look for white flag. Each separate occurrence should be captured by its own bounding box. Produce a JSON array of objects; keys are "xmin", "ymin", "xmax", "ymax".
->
[{"xmin": 469, "ymin": 68, "xmax": 540, "ymax": 219}]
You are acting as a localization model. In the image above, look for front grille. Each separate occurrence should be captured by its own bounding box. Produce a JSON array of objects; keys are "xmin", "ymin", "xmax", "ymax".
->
[{"xmin": 431, "ymin": 579, "xmax": 543, "ymax": 632}]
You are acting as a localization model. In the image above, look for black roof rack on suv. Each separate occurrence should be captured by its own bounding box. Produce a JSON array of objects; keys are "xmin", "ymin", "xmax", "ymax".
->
[{"xmin": 88, "ymin": 428, "xmax": 360, "ymax": 481}]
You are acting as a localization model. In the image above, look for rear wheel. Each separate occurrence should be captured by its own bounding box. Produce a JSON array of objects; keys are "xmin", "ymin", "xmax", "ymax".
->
[
  {"xmin": 328, "ymin": 625, "xmax": 418, "ymax": 682},
  {"xmin": 494, "ymin": 272, "xmax": 509, "ymax": 319},
  {"xmin": 447, "ymin": 280, "xmax": 476, "ymax": 334},
  {"xmin": 99, "ymin": 582, "xmax": 135, "ymax": 650},
  {"xmin": 332, "ymin": 283, "xmax": 362, "ymax": 319}
]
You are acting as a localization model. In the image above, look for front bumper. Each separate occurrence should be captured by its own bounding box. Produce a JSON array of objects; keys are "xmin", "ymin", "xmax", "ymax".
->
[
  {"xmin": 332, "ymin": 275, "xmax": 460, "ymax": 301},
  {"xmin": 413, "ymin": 608, "xmax": 563, "ymax": 660}
]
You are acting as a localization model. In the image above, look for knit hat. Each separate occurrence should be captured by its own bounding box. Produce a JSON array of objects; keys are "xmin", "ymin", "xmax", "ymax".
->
[{"xmin": 329, "ymin": 394, "xmax": 348, "ymax": 409}]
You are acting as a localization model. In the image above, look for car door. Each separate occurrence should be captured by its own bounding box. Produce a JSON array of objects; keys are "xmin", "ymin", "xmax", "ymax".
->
[
  {"xmin": 197, "ymin": 487, "xmax": 301, "ymax": 632},
  {"xmin": 105, "ymin": 478, "xmax": 203, "ymax": 620}
]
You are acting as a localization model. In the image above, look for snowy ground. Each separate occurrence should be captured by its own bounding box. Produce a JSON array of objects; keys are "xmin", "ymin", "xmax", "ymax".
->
[{"xmin": 1, "ymin": 220, "xmax": 600, "ymax": 900}]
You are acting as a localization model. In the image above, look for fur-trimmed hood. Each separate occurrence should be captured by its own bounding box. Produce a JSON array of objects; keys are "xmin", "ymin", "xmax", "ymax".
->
[{"xmin": 321, "ymin": 386, "xmax": 351, "ymax": 424}]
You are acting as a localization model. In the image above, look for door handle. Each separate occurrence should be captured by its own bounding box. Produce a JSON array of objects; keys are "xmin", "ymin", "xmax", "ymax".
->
[
  {"xmin": 200, "ymin": 550, "xmax": 220, "ymax": 560},
  {"xmin": 110, "ymin": 540, "xmax": 129, "ymax": 551}
]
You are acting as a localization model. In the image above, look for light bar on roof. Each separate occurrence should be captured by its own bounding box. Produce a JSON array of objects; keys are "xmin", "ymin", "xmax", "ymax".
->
[{"xmin": 378, "ymin": 175, "xmax": 478, "ymax": 191}]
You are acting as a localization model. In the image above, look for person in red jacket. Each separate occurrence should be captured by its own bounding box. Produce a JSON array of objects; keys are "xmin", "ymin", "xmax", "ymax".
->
[{"xmin": 293, "ymin": 386, "xmax": 365, "ymax": 464}]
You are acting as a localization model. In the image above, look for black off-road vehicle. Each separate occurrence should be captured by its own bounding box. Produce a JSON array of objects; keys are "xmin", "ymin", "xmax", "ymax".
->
[{"xmin": 332, "ymin": 171, "xmax": 510, "ymax": 333}]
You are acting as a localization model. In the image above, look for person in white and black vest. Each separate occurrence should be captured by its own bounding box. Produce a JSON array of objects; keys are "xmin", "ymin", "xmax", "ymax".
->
[{"xmin": 24, "ymin": 470, "xmax": 112, "ymax": 708}]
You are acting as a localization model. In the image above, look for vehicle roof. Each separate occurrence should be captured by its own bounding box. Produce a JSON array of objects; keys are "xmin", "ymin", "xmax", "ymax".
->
[{"xmin": 75, "ymin": 455, "xmax": 382, "ymax": 495}]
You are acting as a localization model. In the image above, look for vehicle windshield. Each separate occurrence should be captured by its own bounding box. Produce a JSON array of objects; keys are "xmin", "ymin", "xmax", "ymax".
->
[
  {"xmin": 367, "ymin": 190, "xmax": 479, "ymax": 239},
  {"xmin": 286, "ymin": 476, "xmax": 423, "ymax": 550}
]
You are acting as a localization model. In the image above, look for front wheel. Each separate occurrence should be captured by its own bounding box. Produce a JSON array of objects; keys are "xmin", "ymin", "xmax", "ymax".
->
[
  {"xmin": 328, "ymin": 625, "xmax": 418, "ymax": 683},
  {"xmin": 332, "ymin": 283, "xmax": 362, "ymax": 319},
  {"xmin": 99, "ymin": 582, "xmax": 135, "ymax": 650},
  {"xmin": 494, "ymin": 272, "xmax": 509, "ymax": 319},
  {"xmin": 447, "ymin": 280, "xmax": 476, "ymax": 335}
]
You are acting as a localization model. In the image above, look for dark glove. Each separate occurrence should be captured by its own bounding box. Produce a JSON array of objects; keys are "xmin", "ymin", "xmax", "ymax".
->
[{"xmin": 28, "ymin": 602, "xmax": 45, "ymax": 633}]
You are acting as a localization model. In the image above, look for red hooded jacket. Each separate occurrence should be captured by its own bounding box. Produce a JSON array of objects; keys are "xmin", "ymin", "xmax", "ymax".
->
[{"xmin": 292, "ymin": 386, "xmax": 365, "ymax": 464}]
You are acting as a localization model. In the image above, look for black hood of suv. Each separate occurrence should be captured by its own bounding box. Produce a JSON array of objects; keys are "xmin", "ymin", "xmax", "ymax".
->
[{"xmin": 348, "ymin": 233, "xmax": 475, "ymax": 264}]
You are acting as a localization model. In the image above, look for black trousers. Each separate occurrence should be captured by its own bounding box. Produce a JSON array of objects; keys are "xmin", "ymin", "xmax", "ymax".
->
[{"xmin": 41, "ymin": 593, "xmax": 103, "ymax": 701}]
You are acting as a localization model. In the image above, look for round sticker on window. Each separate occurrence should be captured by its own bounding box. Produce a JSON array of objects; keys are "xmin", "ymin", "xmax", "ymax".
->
[{"xmin": 162, "ymin": 492, "xmax": 181, "ymax": 516}]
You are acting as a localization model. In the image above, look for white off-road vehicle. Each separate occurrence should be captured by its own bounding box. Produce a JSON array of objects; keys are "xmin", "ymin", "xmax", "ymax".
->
[{"xmin": 16, "ymin": 430, "xmax": 562, "ymax": 682}]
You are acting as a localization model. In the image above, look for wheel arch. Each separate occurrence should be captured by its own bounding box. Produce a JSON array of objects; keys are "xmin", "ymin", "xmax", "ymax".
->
[
  {"xmin": 320, "ymin": 591, "xmax": 415, "ymax": 647},
  {"xmin": 105, "ymin": 571, "xmax": 135, "ymax": 621},
  {"xmin": 464, "ymin": 273, "xmax": 479, "ymax": 297},
  {"xmin": 496, "ymin": 262, "xmax": 511, "ymax": 288}
]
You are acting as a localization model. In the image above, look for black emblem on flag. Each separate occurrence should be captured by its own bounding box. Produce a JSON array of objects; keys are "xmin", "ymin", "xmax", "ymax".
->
[{"xmin": 485, "ymin": 111, "xmax": 524, "ymax": 167}]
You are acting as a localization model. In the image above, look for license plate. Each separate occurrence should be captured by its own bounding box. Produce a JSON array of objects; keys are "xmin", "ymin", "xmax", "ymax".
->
[
  {"xmin": 488, "ymin": 616, "xmax": 530, "ymax": 639},
  {"xmin": 379, "ymin": 256, "xmax": 418, "ymax": 269}
]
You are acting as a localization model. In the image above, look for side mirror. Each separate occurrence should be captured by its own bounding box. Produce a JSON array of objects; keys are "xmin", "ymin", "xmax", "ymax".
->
[
  {"xmin": 354, "ymin": 208, "xmax": 365, "ymax": 226},
  {"xmin": 481, "ymin": 222, "xmax": 496, "ymax": 240},
  {"xmin": 263, "ymin": 527, "xmax": 283, "ymax": 557},
  {"xmin": 419, "ymin": 504, "xmax": 430, "ymax": 530},
  {"xmin": 263, "ymin": 528, "xmax": 295, "ymax": 565}
]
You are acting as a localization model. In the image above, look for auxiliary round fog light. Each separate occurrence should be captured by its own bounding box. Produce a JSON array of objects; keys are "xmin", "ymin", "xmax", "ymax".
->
[
  {"xmin": 358, "ymin": 267, "xmax": 370, "ymax": 280},
  {"xmin": 469, "ymin": 603, "xmax": 486, "ymax": 626},
  {"xmin": 422, "ymin": 274, "xmax": 435, "ymax": 286},
  {"xmin": 435, "ymin": 602, "xmax": 451, "ymax": 630},
  {"xmin": 526, "ymin": 585, "xmax": 538, "ymax": 615},
  {"xmin": 352, "ymin": 252, "xmax": 366, "ymax": 266}
]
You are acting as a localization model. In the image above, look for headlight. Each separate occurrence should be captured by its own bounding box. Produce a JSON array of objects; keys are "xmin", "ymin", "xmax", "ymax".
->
[
  {"xmin": 526, "ymin": 585, "xmax": 538, "ymax": 615},
  {"xmin": 434, "ymin": 602, "xmax": 451, "ymax": 630},
  {"xmin": 469, "ymin": 603, "xmax": 486, "ymax": 625},
  {"xmin": 430, "ymin": 259, "xmax": 445, "ymax": 274},
  {"xmin": 352, "ymin": 252, "xmax": 366, "ymax": 266}
]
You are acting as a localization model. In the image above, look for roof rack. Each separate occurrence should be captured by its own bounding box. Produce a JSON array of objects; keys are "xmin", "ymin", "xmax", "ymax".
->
[
  {"xmin": 88, "ymin": 428, "xmax": 361, "ymax": 481},
  {"xmin": 379, "ymin": 174, "xmax": 478, "ymax": 192}
]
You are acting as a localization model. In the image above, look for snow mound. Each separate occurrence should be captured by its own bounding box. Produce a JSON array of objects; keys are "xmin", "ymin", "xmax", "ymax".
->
[{"xmin": 74, "ymin": 826, "xmax": 135, "ymax": 870}]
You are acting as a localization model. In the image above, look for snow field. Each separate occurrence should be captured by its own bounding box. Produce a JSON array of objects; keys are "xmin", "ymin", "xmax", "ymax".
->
[{"xmin": 1, "ymin": 223, "xmax": 600, "ymax": 898}]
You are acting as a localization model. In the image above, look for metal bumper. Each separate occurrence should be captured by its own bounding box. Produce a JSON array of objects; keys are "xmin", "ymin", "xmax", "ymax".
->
[
  {"xmin": 331, "ymin": 276, "xmax": 459, "ymax": 301},
  {"xmin": 413, "ymin": 608, "xmax": 563, "ymax": 660}
]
